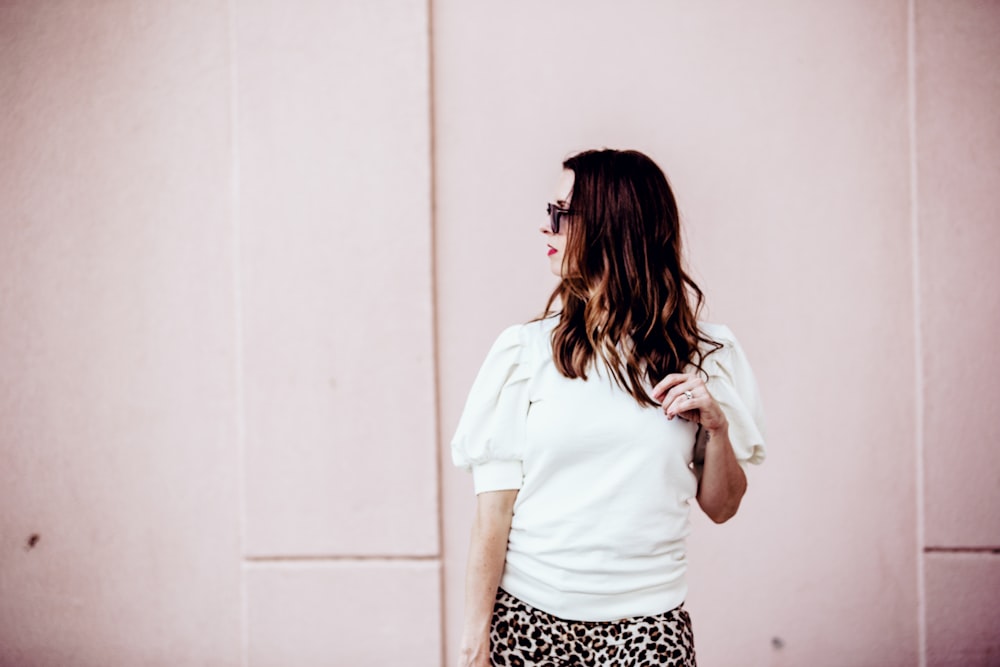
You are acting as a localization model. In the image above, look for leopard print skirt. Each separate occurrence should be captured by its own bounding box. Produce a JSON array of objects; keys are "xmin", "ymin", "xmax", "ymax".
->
[{"xmin": 490, "ymin": 587, "xmax": 696, "ymax": 667}]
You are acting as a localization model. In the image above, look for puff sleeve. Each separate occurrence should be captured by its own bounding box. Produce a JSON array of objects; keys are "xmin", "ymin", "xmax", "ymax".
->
[
  {"xmin": 450, "ymin": 324, "xmax": 533, "ymax": 494},
  {"xmin": 699, "ymin": 324, "xmax": 767, "ymax": 470}
]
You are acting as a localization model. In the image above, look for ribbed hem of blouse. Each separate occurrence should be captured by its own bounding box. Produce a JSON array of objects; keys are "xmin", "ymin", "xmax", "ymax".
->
[{"xmin": 499, "ymin": 563, "xmax": 689, "ymax": 623}]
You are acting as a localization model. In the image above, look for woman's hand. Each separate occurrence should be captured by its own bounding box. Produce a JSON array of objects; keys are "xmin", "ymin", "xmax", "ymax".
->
[
  {"xmin": 653, "ymin": 372, "xmax": 747, "ymax": 522},
  {"xmin": 651, "ymin": 372, "xmax": 728, "ymax": 434}
]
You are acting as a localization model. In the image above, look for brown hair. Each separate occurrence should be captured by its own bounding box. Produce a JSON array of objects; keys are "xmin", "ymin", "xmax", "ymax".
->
[{"xmin": 539, "ymin": 148, "xmax": 721, "ymax": 407}]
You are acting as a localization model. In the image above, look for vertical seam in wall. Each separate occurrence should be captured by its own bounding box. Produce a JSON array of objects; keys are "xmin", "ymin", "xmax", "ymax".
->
[
  {"xmin": 907, "ymin": 1, "xmax": 927, "ymax": 665},
  {"xmin": 227, "ymin": 1, "xmax": 249, "ymax": 665},
  {"xmin": 425, "ymin": 0, "xmax": 447, "ymax": 663}
]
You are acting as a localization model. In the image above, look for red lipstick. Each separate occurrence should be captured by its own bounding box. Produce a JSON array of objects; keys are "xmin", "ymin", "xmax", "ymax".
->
[{"xmin": 547, "ymin": 246, "xmax": 557, "ymax": 256}]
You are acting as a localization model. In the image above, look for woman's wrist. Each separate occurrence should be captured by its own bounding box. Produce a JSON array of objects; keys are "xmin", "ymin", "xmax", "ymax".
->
[
  {"xmin": 705, "ymin": 420, "xmax": 730, "ymax": 441},
  {"xmin": 458, "ymin": 629, "xmax": 490, "ymax": 659},
  {"xmin": 460, "ymin": 619, "xmax": 491, "ymax": 643}
]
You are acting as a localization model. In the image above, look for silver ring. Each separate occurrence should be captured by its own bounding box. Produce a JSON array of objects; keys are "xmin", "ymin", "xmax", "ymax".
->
[{"xmin": 684, "ymin": 390, "xmax": 694, "ymax": 401}]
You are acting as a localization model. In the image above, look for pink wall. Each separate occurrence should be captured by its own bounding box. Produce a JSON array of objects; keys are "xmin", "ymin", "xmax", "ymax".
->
[
  {"xmin": 0, "ymin": 1, "xmax": 997, "ymax": 666},
  {"xmin": 0, "ymin": 3, "xmax": 241, "ymax": 665},
  {"xmin": 916, "ymin": 1, "xmax": 1000, "ymax": 663}
]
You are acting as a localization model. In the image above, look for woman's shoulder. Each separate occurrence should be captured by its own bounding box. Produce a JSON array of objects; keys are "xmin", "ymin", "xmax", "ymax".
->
[
  {"xmin": 523, "ymin": 313, "xmax": 559, "ymax": 335},
  {"xmin": 478, "ymin": 314, "xmax": 556, "ymax": 369},
  {"xmin": 695, "ymin": 321, "xmax": 759, "ymax": 374},
  {"xmin": 697, "ymin": 321, "xmax": 739, "ymax": 351},
  {"xmin": 489, "ymin": 314, "xmax": 552, "ymax": 339},
  {"xmin": 502, "ymin": 313, "xmax": 557, "ymax": 353},
  {"xmin": 695, "ymin": 321, "xmax": 760, "ymax": 382}
]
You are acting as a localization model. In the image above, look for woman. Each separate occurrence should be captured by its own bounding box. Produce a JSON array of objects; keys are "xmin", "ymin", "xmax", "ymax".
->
[{"xmin": 451, "ymin": 149, "xmax": 766, "ymax": 667}]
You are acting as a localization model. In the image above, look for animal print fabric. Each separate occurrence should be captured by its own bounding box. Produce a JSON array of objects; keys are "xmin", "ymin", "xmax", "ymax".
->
[{"xmin": 490, "ymin": 587, "xmax": 696, "ymax": 667}]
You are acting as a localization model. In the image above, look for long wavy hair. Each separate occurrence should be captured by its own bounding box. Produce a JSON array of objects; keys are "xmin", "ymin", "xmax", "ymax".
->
[{"xmin": 540, "ymin": 149, "xmax": 721, "ymax": 407}]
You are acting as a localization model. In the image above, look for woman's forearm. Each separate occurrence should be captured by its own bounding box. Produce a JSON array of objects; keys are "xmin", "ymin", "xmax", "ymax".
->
[
  {"xmin": 459, "ymin": 490, "xmax": 516, "ymax": 665},
  {"xmin": 696, "ymin": 427, "xmax": 747, "ymax": 523},
  {"xmin": 653, "ymin": 372, "xmax": 749, "ymax": 524}
]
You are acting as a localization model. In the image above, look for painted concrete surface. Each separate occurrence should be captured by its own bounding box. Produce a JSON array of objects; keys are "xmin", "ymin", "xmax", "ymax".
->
[
  {"xmin": 925, "ymin": 553, "xmax": 1000, "ymax": 666},
  {"xmin": 246, "ymin": 561, "xmax": 442, "ymax": 667},
  {"xmin": 236, "ymin": 0, "xmax": 437, "ymax": 558},
  {"xmin": 914, "ymin": 2, "xmax": 1000, "ymax": 664},
  {"xmin": 1, "ymin": 0, "xmax": 438, "ymax": 665},
  {"xmin": 917, "ymin": 0, "xmax": 1000, "ymax": 550},
  {"xmin": 0, "ymin": 2, "xmax": 241, "ymax": 665},
  {"xmin": 1, "ymin": 1, "xmax": 998, "ymax": 665}
]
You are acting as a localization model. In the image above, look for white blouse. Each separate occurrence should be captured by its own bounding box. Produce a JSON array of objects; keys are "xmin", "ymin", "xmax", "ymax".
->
[{"xmin": 451, "ymin": 315, "xmax": 766, "ymax": 622}]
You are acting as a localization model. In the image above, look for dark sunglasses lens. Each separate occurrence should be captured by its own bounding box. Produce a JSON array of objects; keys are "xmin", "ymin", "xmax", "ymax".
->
[{"xmin": 547, "ymin": 204, "xmax": 560, "ymax": 233}]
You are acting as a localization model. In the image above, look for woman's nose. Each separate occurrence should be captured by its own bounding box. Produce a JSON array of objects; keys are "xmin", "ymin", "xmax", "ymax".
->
[{"xmin": 539, "ymin": 224, "xmax": 553, "ymax": 236}]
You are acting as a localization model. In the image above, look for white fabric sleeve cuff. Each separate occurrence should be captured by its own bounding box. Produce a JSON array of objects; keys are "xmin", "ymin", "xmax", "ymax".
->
[{"xmin": 472, "ymin": 460, "xmax": 524, "ymax": 494}]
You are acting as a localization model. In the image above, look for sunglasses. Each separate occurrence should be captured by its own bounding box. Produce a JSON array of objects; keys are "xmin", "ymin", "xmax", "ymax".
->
[{"xmin": 546, "ymin": 203, "xmax": 573, "ymax": 234}]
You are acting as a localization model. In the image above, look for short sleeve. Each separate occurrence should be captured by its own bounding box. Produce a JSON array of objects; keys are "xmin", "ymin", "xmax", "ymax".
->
[
  {"xmin": 698, "ymin": 324, "xmax": 767, "ymax": 470},
  {"xmin": 450, "ymin": 324, "xmax": 533, "ymax": 494}
]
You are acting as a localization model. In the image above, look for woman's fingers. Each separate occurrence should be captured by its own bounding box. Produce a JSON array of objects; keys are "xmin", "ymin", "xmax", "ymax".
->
[
  {"xmin": 654, "ymin": 373, "xmax": 724, "ymax": 426},
  {"xmin": 664, "ymin": 391, "xmax": 702, "ymax": 420},
  {"xmin": 658, "ymin": 375, "xmax": 719, "ymax": 423},
  {"xmin": 654, "ymin": 373, "xmax": 728, "ymax": 432},
  {"xmin": 659, "ymin": 377, "xmax": 701, "ymax": 409},
  {"xmin": 651, "ymin": 373, "xmax": 690, "ymax": 400}
]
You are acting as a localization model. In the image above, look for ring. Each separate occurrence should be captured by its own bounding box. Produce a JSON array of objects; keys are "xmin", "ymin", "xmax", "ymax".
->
[{"xmin": 684, "ymin": 390, "xmax": 693, "ymax": 401}]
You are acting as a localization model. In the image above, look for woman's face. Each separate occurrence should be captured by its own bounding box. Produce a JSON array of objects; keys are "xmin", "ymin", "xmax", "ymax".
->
[{"xmin": 542, "ymin": 169, "xmax": 575, "ymax": 277}]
